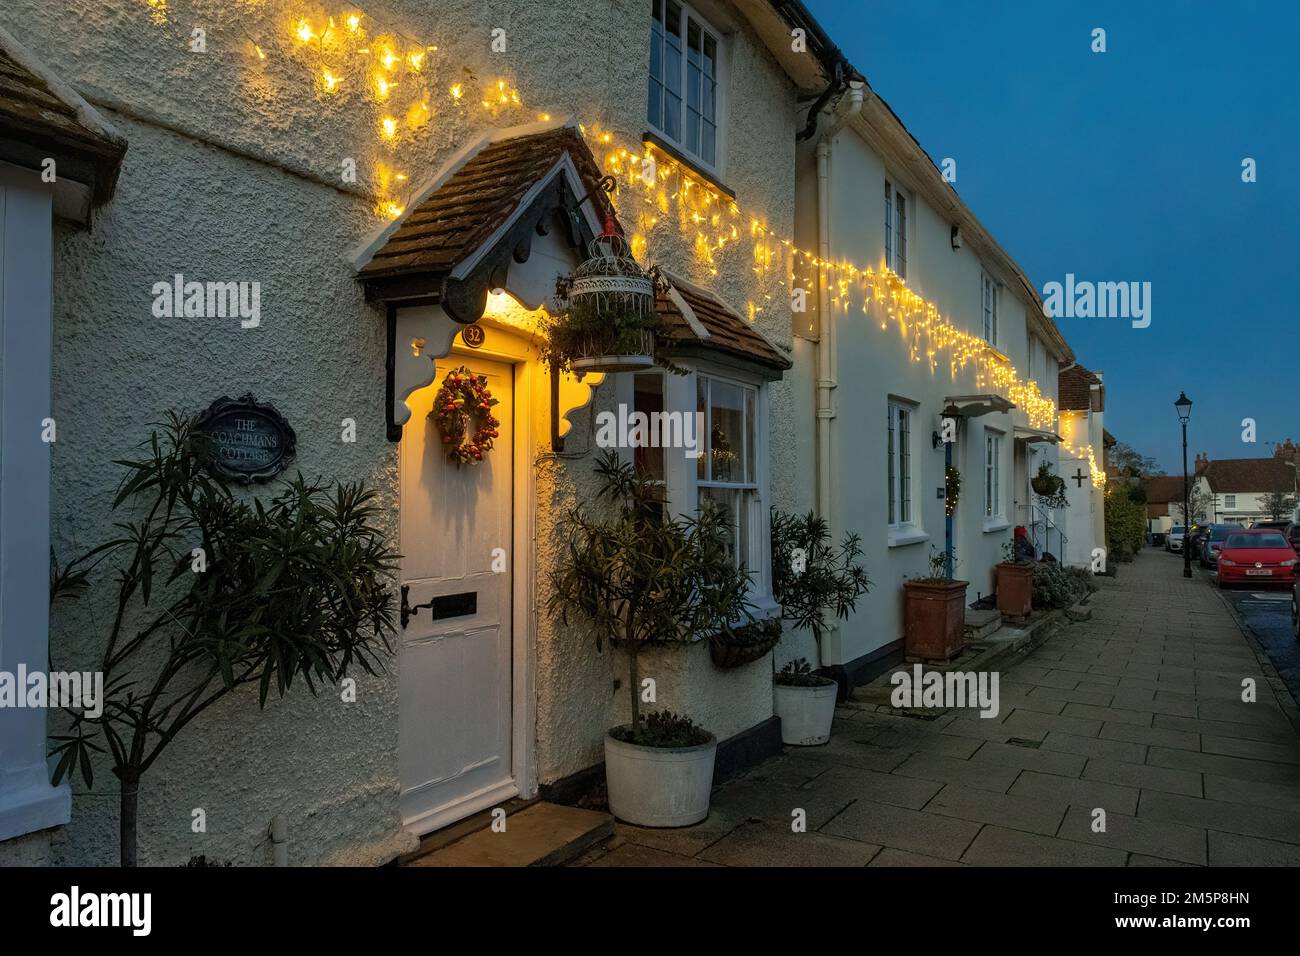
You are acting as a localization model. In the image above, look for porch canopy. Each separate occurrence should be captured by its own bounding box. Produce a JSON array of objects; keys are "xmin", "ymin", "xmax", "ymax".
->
[
  {"xmin": 943, "ymin": 393, "xmax": 1016, "ymax": 419},
  {"xmin": 355, "ymin": 121, "xmax": 616, "ymax": 318},
  {"xmin": 655, "ymin": 272, "xmax": 791, "ymax": 380},
  {"xmin": 0, "ymin": 25, "xmax": 126, "ymax": 222},
  {"xmin": 1014, "ymin": 425, "xmax": 1062, "ymax": 444},
  {"xmin": 352, "ymin": 121, "xmax": 619, "ymax": 439}
]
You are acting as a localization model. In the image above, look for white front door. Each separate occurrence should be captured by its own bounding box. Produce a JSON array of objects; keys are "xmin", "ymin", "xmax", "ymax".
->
[{"xmin": 399, "ymin": 353, "xmax": 515, "ymax": 834}]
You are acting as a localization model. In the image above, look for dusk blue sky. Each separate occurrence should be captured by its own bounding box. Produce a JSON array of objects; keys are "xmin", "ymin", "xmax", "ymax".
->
[{"xmin": 807, "ymin": 0, "xmax": 1299, "ymax": 474}]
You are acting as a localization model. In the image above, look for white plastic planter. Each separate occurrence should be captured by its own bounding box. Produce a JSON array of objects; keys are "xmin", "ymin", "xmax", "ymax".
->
[
  {"xmin": 604, "ymin": 729, "xmax": 717, "ymax": 827},
  {"xmin": 773, "ymin": 680, "xmax": 838, "ymax": 746}
]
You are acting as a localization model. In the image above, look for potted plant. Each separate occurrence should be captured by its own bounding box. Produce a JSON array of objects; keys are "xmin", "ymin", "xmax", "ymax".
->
[
  {"xmin": 902, "ymin": 547, "xmax": 969, "ymax": 663},
  {"xmin": 769, "ymin": 510, "xmax": 871, "ymax": 745},
  {"xmin": 49, "ymin": 415, "xmax": 398, "ymax": 866},
  {"xmin": 772, "ymin": 658, "xmax": 839, "ymax": 745},
  {"xmin": 995, "ymin": 537, "xmax": 1034, "ymax": 621},
  {"xmin": 540, "ymin": 231, "xmax": 663, "ymax": 374},
  {"xmin": 547, "ymin": 452, "xmax": 752, "ymax": 827},
  {"xmin": 1031, "ymin": 461, "xmax": 1069, "ymax": 509}
]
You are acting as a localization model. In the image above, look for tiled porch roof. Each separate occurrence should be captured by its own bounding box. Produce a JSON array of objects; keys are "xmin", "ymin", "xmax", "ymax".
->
[
  {"xmin": 655, "ymin": 276, "xmax": 791, "ymax": 376},
  {"xmin": 358, "ymin": 124, "xmax": 613, "ymax": 287},
  {"xmin": 0, "ymin": 26, "xmax": 126, "ymax": 206}
]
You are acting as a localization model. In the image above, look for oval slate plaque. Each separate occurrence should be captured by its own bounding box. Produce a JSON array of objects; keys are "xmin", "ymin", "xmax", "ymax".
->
[{"xmin": 195, "ymin": 394, "xmax": 296, "ymax": 483}]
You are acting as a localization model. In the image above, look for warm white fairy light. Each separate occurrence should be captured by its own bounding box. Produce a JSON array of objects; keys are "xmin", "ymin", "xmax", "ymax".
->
[{"xmin": 136, "ymin": 0, "xmax": 1074, "ymax": 440}]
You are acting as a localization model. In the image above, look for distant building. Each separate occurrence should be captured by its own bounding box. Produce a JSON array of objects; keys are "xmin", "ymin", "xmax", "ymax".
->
[{"xmin": 1186, "ymin": 452, "xmax": 1298, "ymax": 525}]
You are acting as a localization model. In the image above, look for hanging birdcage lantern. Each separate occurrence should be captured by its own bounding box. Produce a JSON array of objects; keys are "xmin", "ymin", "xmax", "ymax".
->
[{"xmin": 550, "ymin": 214, "xmax": 658, "ymax": 374}]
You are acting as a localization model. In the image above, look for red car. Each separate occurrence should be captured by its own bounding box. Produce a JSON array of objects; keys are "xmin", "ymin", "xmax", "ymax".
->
[{"xmin": 1216, "ymin": 529, "xmax": 1299, "ymax": 588}]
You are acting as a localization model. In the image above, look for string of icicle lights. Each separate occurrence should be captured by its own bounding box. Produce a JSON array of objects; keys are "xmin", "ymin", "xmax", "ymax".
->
[{"xmin": 134, "ymin": 0, "xmax": 1092, "ymax": 450}]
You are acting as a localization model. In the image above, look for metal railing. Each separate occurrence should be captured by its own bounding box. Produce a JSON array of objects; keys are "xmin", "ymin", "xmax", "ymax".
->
[{"xmin": 1029, "ymin": 503, "xmax": 1068, "ymax": 561}]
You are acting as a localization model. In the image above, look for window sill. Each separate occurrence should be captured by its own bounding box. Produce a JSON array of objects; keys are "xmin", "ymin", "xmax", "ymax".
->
[
  {"xmin": 888, "ymin": 527, "xmax": 929, "ymax": 548},
  {"xmin": 983, "ymin": 518, "xmax": 1011, "ymax": 533},
  {"xmin": 642, "ymin": 131, "xmax": 736, "ymax": 199}
]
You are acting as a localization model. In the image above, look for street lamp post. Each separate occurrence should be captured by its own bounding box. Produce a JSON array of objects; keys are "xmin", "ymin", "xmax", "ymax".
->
[{"xmin": 1175, "ymin": 392, "xmax": 1193, "ymax": 578}]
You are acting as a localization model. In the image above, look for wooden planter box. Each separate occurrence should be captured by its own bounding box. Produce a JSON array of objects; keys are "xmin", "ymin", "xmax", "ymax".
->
[
  {"xmin": 995, "ymin": 562, "xmax": 1034, "ymax": 621},
  {"xmin": 903, "ymin": 579, "xmax": 969, "ymax": 664}
]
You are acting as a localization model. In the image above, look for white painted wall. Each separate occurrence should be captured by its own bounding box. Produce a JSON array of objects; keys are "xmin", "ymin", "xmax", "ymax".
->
[
  {"xmin": 0, "ymin": 0, "xmax": 800, "ymax": 864},
  {"xmin": 790, "ymin": 120, "xmax": 1069, "ymax": 669}
]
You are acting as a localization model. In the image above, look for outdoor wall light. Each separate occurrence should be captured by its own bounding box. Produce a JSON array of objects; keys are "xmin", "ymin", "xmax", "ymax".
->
[{"xmin": 950, "ymin": 224, "xmax": 961, "ymax": 249}]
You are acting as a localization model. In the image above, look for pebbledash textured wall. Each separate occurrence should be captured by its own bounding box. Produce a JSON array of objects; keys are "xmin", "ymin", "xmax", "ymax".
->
[{"xmin": 1, "ymin": 0, "xmax": 798, "ymax": 865}]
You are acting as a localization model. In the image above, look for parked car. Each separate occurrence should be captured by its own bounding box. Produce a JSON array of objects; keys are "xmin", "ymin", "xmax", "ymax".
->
[
  {"xmin": 1251, "ymin": 519, "xmax": 1291, "ymax": 531},
  {"xmin": 1293, "ymin": 575, "xmax": 1300, "ymax": 641},
  {"xmin": 1166, "ymin": 526, "xmax": 1186, "ymax": 552},
  {"xmin": 1200, "ymin": 524, "xmax": 1245, "ymax": 569},
  {"xmin": 1216, "ymin": 530, "xmax": 1298, "ymax": 589},
  {"xmin": 1284, "ymin": 522, "xmax": 1300, "ymax": 557}
]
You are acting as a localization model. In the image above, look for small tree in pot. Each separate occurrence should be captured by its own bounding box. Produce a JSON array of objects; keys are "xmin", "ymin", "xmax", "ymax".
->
[
  {"xmin": 769, "ymin": 511, "xmax": 871, "ymax": 744},
  {"xmin": 548, "ymin": 452, "xmax": 751, "ymax": 827},
  {"xmin": 49, "ymin": 415, "xmax": 398, "ymax": 866},
  {"xmin": 995, "ymin": 534, "xmax": 1035, "ymax": 621}
]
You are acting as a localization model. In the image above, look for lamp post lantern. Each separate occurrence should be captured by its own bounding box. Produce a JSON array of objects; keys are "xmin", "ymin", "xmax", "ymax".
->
[{"xmin": 1175, "ymin": 392, "xmax": 1193, "ymax": 579}]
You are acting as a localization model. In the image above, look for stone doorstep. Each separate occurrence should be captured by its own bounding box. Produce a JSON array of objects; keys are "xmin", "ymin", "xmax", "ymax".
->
[
  {"xmin": 965, "ymin": 608, "xmax": 1003, "ymax": 642},
  {"xmin": 846, "ymin": 609, "xmax": 1067, "ymax": 714},
  {"xmin": 402, "ymin": 801, "xmax": 614, "ymax": 867}
]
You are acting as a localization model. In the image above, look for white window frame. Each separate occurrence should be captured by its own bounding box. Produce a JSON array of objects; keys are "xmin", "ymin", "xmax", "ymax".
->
[
  {"xmin": 885, "ymin": 179, "xmax": 909, "ymax": 278},
  {"xmin": 1224, "ymin": 494, "xmax": 1236, "ymax": 509},
  {"xmin": 647, "ymin": 0, "xmax": 726, "ymax": 174},
  {"xmin": 887, "ymin": 399, "xmax": 926, "ymax": 547},
  {"xmin": 0, "ymin": 165, "xmax": 71, "ymax": 842},
  {"xmin": 981, "ymin": 270, "xmax": 999, "ymax": 346},
  {"xmin": 984, "ymin": 428, "xmax": 1008, "ymax": 530},
  {"xmin": 613, "ymin": 362, "xmax": 776, "ymax": 617}
]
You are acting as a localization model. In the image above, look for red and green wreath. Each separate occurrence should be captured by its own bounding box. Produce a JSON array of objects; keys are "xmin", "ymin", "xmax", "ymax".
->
[{"xmin": 432, "ymin": 366, "xmax": 500, "ymax": 465}]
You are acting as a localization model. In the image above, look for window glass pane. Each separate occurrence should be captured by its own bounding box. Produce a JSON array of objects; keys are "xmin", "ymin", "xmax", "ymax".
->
[
  {"xmin": 884, "ymin": 182, "xmax": 893, "ymax": 268},
  {"xmin": 700, "ymin": 486, "xmax": 748, "ymax": 569},
  {"xmin": 896, "ymin": 193, "xmax": 907, "ymax": 278},
  {"xmin": 664, "ymin": 1, "xmax": 682, "ymax": 141},
  {"xmin": 697, "ymin": 375, "xmax": 708, "ymax": 480},
  {"xmin": 700, "ymin": 32, "xmax": 716, "ymax": 163},
  {"xmin": 899, "ymin": 407, "xmax": 910, "ymax": 522},
  {"xmin": 648, "ymin": 79, "xmax": 661, "ymax": 129},
  {"xmin": 708, "ymin": 379, "xmax": 745, "ymax": 483},
  {"xmin": 686, "ymin": 20, "xmax": 701, "ymax": 154},
  {"xmin": 647, "ymin": 2, "xmax": 663, "ymax": 131},
  {"xmin": 633, "ymin": 372, "xmax": 665, "ymax": 483}
]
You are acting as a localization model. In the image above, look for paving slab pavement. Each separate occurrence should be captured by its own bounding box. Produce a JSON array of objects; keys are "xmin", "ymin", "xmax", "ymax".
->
[{"xmin": 577, "ymin": 549, "xmax": 1300, "ymax": 866}]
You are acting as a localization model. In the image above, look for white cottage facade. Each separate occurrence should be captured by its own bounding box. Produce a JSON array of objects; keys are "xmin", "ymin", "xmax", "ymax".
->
[
  {"xmin": 785, "ymin": 74, "xmax": 1085, "ymax": 685},
  {"xmin": 0, "ymin": 0, "xmax": 838, "ymax": 866}
]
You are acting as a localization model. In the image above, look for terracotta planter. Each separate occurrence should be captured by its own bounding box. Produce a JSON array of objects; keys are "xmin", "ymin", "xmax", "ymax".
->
[
  {"xmin": 903, "ymin": 579, "xmax": 969, "ymax": 663},
  {"xmin": 995, "ymin": 562, "xmax": 1034, "ymax": 620}
]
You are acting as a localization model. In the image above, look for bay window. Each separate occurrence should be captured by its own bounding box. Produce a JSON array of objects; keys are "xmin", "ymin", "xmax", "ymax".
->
[
  {"xmin": 614, "ymin": 363, "xmax": 774, "ymax": 614},
  {"xmin": 697, "ymin": 374, "xmax": 757, "ymax": 565}
]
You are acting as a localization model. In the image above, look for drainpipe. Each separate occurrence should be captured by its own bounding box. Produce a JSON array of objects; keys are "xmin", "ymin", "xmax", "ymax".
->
[
  {"xmin": 813, "ymin": 82, "xmax": 865, "ymax": 666},
  {"xmin": 814, "ymin": 83, "xmax": 865, "ymax": 517}
]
